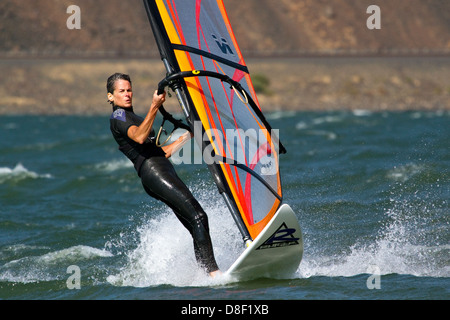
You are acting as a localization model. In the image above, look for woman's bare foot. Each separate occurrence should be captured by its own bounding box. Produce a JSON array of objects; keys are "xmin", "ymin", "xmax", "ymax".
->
[{"xmin": 209, "ymin": 270, "xmax": 222, "ymax": 278}]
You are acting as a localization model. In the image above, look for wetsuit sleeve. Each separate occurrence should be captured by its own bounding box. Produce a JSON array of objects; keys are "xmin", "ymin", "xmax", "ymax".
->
[{"xmin": 111, "ymin": 108, "xmax": 134, "ymax": 138}]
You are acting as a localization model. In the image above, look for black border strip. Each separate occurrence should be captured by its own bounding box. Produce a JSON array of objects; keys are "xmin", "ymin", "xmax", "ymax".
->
[{"xmin": 172, "ymin": 44, "xmax": 249, "ymax": 73}]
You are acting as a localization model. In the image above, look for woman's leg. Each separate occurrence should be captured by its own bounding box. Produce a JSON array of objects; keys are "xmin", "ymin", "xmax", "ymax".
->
[{"xmin": 140, "ymin": 157, "xmax": 219, "ymax": 273}]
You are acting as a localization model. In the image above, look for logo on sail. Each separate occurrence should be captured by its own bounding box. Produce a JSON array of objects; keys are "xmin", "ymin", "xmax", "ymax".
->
[
  {"xmin": 212, "ymin": 34, "xmax": 234, "ymax": 55},
  {"xmin": 256, "ymin": 223, "xmax": 300, "ymax": 250}
]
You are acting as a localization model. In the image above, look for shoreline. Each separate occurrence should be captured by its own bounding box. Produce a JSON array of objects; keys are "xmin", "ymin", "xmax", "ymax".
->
[{"xmin": 1, "ymin": 56, "xmax": 449, "ymax": 115}]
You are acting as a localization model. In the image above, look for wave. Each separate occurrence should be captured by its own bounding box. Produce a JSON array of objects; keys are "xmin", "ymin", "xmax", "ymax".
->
[
  {"xmin": 298, "ymin": 196, "xmax": 449, "ymax": 279},
  {"xmin": 410, "ymin": 110, "xmax": 449, "ymax": 119},
  {"xmin": 265, "ymin": 110, "xmax": 298, "ymax": 120},
  {"xmin": 94, "ymin": 158, "xmax": 133, "ymax": 173},
  {"xmin": 352, "ymin": 109, "xmax": 373, "ymax": 117},
  {"xmin": 0, "ymin": 245, "xmax": 113, "ymax": 284},
  {"xmin": 298, "ymin": 241, "xmax": 449, "ymax": 279},
  {"xmin": 386, "ymin": 163, "xmax": 426, "ymax": 183},
  {"xmin": 294, "ymin": 114, "xmax": 344, "ymax": 139},
  {"xmin": 0, "ymin": 163, "xmax": 53, "ymax": 184}
]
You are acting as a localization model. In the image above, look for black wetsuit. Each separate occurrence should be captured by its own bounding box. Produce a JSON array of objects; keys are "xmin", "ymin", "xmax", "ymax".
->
[{"xmin": 110, "ymin": 106, "xmax": 218, "ymax": 273}]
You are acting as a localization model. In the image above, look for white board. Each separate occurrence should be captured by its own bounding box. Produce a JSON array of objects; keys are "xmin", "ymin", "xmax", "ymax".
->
[{"xmin": 225, "ymin": 204, "xmax": 303, "ymax": 281}]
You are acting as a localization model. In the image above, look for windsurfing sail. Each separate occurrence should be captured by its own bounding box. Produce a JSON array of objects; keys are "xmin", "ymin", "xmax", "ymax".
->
[{"xmin": 143, "ymin": 0, "xmax": 286, "ymax": 244}]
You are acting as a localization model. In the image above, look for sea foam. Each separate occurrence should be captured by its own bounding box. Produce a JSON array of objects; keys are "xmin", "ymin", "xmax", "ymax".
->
[{"xmin": 0, "ymin": 163, "xmax": 52, "ymax": 183}]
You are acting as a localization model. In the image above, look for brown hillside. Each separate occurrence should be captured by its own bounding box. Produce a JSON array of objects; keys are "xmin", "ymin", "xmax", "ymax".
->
[
  {"xmin": 1, "ymin": 1, "xmax": 449, "ymax": 114},
  {"xmin": 1, "ymin": 0, "xmax": 449, "ymax": 57}
]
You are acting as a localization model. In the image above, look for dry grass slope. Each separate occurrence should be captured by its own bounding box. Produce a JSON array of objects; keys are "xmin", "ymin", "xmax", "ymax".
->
[{"xmin": 1, "ymin": 0, "xmax": 449, "ymax": 57}]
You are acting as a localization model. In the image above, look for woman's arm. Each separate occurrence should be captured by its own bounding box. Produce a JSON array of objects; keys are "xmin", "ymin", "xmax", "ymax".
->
[
  {"xmin": 127, "ymin": 90, "xmax": 166, "ymax": 144},
  {"xmin": 162, "ymin": 131, "xmax": 193, "ymax": 158}
]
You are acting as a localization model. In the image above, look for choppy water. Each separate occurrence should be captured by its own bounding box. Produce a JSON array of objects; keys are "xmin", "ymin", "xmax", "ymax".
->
[{"xmin": 1, "ymin": 110, "xmax": 448, "ymax": 301}]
